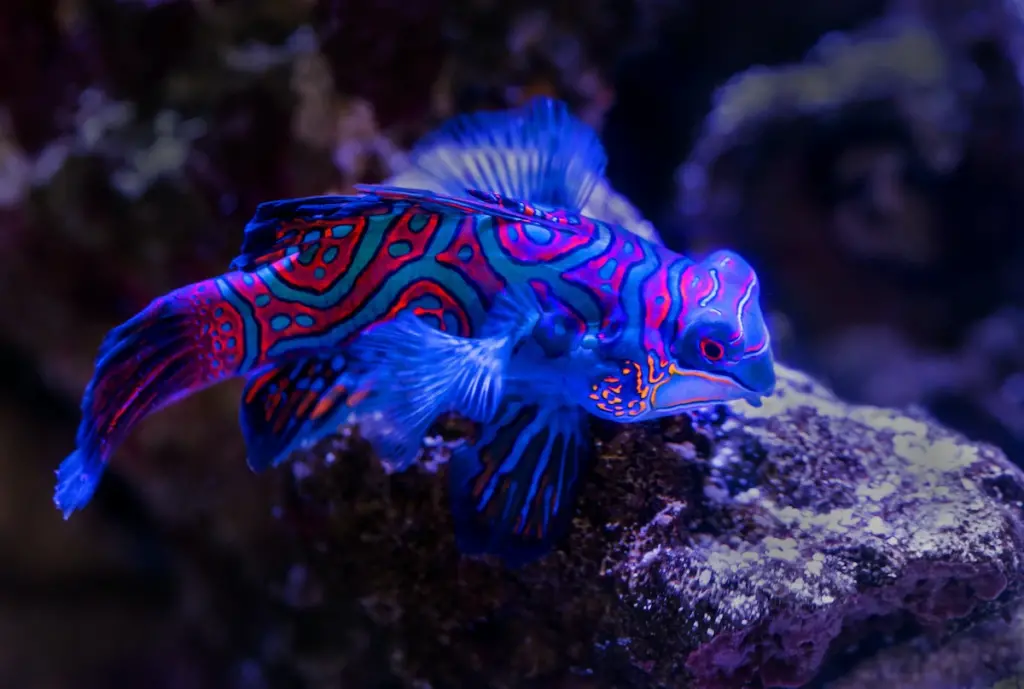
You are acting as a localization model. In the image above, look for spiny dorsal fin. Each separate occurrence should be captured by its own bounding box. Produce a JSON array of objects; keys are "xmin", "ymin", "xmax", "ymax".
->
[
  {"xmin": 353, "ymin": 183, "xmax": 587, "ymax": 234},
  {"xmin": 409, "ymin": 97, "xmax": 608, "ymax": 212},
  {"xmin": 230, "ymin": 194, "xmax": 383, "ymax": 272}
]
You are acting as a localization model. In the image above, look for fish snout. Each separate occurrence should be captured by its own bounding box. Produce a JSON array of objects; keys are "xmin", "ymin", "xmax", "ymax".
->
[
  {"xmin": 646, "ymin": 353, "xmax": 777, "ymax": 414},
  {"xmin": 735, "ymin": 356, "xmax": 776, "ymax": 406}
]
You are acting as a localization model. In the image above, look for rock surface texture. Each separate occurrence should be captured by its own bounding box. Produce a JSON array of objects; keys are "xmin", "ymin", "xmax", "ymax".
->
[{"xmin": 278, "ymin": 364, "xmax": 1024, "ymax": 688}]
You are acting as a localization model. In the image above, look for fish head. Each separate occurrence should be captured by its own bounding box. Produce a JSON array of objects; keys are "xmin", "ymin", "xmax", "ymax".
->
[
  {"xmin": 581, "ymin": 249, "xmax": 775, "ymax": 422},
  {"xmin": 646, "ymin": 249, "xmax": 775, "ymax": 415},
  {"xmin": 651, "ymin": 249, "xmax": 770, "ymax": 413}
]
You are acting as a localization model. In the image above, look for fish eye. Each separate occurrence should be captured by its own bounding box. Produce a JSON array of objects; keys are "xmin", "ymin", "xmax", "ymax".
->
[{"xmin": 699, "ymin": 338, "xmax": 725, "ymax": 362}]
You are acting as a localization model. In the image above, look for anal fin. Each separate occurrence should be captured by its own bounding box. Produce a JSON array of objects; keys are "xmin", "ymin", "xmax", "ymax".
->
[
  {"xmin": 448, "ymin": 395, "xmax": 593, "ymax": 567},
  {"xmin": 240, "ymin": 353, "xmax": 353, "ymax": 471}
]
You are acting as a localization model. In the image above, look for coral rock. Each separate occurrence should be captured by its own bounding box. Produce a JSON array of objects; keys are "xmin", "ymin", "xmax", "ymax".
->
[{"xmin": 281, "ymin": 364, "xmax": 1024, "ymax": 689}]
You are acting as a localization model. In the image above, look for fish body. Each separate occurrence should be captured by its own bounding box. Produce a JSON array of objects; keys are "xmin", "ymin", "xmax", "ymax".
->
[{"xmin": 55, "ymin": 98, "xmax": 775, "ymax": 566}]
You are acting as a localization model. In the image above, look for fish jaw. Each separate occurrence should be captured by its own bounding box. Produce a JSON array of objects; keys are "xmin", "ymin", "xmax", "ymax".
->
[{"xmin": 648, "ymin": 358, "xmax": 776, "ymax": 415}]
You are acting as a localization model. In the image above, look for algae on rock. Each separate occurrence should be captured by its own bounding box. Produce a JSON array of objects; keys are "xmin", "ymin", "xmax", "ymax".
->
[{"xmin": 275, "ymin": 364, "xmax": 1024, "ymax": 688}]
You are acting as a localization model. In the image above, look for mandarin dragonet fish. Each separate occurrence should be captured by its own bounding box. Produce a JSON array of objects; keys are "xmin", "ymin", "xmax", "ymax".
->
[{"xmin": 54, "ymin": 97, "xmax": 776, "ymax": 566}]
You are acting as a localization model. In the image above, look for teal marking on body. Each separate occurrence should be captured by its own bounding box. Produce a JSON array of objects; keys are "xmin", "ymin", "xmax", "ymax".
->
[
  {"xmin": 334, "ymin": 224, "xmax": 354, "ymax": 238},
  {"xmin": 271, "ymin": 315, "xmax": 291, "ymax": 331},
  {"xmin": 266, "ymin": 214, "xmax": 472, "ymax": 356},
  {"xmin": 314, "ymin": 267, "xmax": 326, "ymax": 280},
  {"xmin": 663, "ymin": 256, "xmax": 693, "ymax": 332},
  {"xmin": 523, "ymin": 224, "xmax": 554, "ymax": 244},
  {"xmin": 620, "ymin": 236, "xmax": 672, "ymax": 336},
  {"xmin": 269, "ymin": 264, "xmax": 483, "ymax": 357},
  {"xmin": 298, "ymin": 244, "xmax": 319, "ymax": 266},
  {"xmin": 322, "ymin": 246, "xmax": 340, "ymax": 264},
  {"xmin": 216, "ymin": 277, "xmax": 259, "ymax": 371},
  {"xmin": 479, "ymin": 215, "xmax": 610, "ymax": 322},
  {"xmin": 413, "ymin": 294, "xmax": 443, "ymax": 310},
  {"xmin": 295, "ymin": 314, "xmax": 315, "ymax": 328},
  {"xmin": 262, "ymin": 212, "xmax": 391, "ymax": 305},
  {"xmin": 457, "ymin": 245, "xmax": 474, "ymax": 261},
  {"xmin": 409, "ymin": 213, "xmax": 430, "ymax": 232},
  {"xmin": 598, "ymin": 258, "xmax": 618, "ymax": 281},
  {"xmin": 388, "ymin": 240, "xmax": 412, "ymax": 258},
  {"xmin": 255, "ymin": 294, "xmax": 271, "ymax": 307}
]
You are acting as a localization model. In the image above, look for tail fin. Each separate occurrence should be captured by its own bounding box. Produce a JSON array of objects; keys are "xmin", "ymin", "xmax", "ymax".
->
[{"xmin": 54, "ymin": 280, "xmax": 247, "ymax": 518}]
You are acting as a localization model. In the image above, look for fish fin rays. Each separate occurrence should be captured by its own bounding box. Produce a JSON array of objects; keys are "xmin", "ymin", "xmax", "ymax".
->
[
  {"xmin": 448, "ymin": 396, "xmax": 593, "ymax": 567},
  {"xmin": 239, "ymin": 353, "xmax": 353, "ymax": 471},
  {"xmin": 353, "ymin": 183, "xmax": 568, "ymax": 229},
  {"xmin": 344, "ymin": 313, "xmax": 510, "ymax": 470},
  {"xmin": 343, "ymin": 285, "xmax": 547, "ymax": 470},
  {"xmin": 230, "ymin": 194, "xmax": 384, "ymax": 271},
  {"xmin": 408, "ymin": 96, "xmax": 607, "ymax": 211},
  {"xmin": 234, "ymin": 98, "xmax": 605, "ymax": 272}
]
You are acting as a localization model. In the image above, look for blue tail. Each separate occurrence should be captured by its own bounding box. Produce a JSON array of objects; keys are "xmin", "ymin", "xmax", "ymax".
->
[{"xmin": 55, "ymin": 281, "xmax": 244, "ymax": 518}]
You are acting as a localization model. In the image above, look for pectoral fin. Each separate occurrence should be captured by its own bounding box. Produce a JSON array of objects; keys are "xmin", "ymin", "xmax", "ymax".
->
[
  {"xmin": 239, "ymin": 353, "xmax": 352, "ymax": 471},
  {"xmin": 344, "ymin": 286, "xmax": 546, "ymax": 472},
  {"xmin": 447, "ymin": 396, "xmax": 593, "ymax": 567}
]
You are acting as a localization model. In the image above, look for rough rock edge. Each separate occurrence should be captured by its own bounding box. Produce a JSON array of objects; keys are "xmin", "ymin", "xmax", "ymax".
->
[
  {"xmin": 824, "ymin": 599, "xmax": 1024, "ymax": 689},
  {"xmin": 282, "ymin": 364, "xmax": 1024, "ymax": 689}
]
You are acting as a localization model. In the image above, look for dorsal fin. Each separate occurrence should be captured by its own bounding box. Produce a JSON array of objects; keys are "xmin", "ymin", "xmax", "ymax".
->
[
  {"xmin": 230, "ymin": 194, "xmax": 384, "ymax": 271},
  {"xmin": 408, "ymin": 97, "xmax": 607, "ymax": 212},
  {"xmin": 354, "ymin": 184, "xmax": 586, "ymax": 233}
]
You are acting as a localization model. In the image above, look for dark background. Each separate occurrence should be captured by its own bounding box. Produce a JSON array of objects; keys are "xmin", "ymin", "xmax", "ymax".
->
[{"xmin": 3, "ymin": 0, "xmax": 1024, "ymax": 686}]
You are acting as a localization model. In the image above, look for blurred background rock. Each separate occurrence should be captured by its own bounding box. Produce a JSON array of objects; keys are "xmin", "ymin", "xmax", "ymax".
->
[{"xmin": 5, "ymin": 0, "xmax": 1024, "ymax": 687}]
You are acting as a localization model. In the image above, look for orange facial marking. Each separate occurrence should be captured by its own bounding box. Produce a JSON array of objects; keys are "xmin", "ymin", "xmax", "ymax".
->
[
  {"xmin": 646, "ymin": 354, "xmax": 669, "ymax": 385},
  {"xmin": 632, "ymin": 361, "xmax": 650, "ymax": 398},
  {"xmin": 590, "ymin": 357, "xmax": 660, "ymax": 418},
  {"xmin": 646, "ymin": 360, "xmax": 740, "ymax": 410}
]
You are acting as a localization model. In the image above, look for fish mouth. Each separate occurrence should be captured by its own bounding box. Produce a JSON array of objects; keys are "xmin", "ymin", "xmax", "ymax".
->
[
  {"xmin": 725, "ymin": 370, "xmax": 775, "ymax": 408},
  {"xmin": 650, "ymin": 363, "xmax": 775, "ymax": 412}
]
